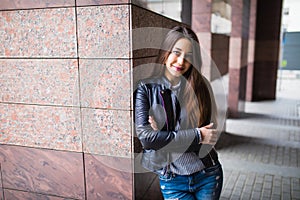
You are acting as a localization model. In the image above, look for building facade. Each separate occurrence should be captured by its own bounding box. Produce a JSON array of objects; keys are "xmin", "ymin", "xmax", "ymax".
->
[{"xmin": 0, "ymin": 0, "xmax": 283, "ymax": 199}]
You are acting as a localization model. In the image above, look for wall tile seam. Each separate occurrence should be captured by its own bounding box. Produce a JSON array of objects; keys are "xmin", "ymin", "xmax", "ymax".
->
[
  {"xmin": 76, "ymin": 3, "xmax": 131, "ymax": 9},
  {"xmin": 0, "ymin": 143, "xmax": 84, "ymax": 154},
  {"xmin": 78, "ymin": 57, "xmax": 133, "ymax": 60},
  {"xmin": 81, "ymin": 106, "xmax": 133, "ymax": 111},
  {"xmin": 0, "ymin": 188, "xmax": 80, "ymax": 200},
  {"xmin": 0, "ymin": 164, "xmax": 3, "ymax": 199},
  {"xmin": 0, "ymin": 57, "xmax": 78, "ymax": 60},
  {"xmin": 0, "ymin": 101, "xmax": 81, "ymax": 109},
  {"xmin": 0, "ymin": 6, "xmax": 76, "ymax": 12},
  {"xmin": 0, "ymin": 3, "xmax": 132, "ymax": 12},
  {"xmin": 0, "ymin": 102, "xmax": 134, "ymax": 112},
  {"xmin": 84, "ymin": 152, "xmax": 133, "ymax": 159}
]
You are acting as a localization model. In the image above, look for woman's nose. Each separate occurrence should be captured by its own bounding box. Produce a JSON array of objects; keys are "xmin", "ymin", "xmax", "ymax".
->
[{"xmin": 177, "ymin": 55, "xmax": 184, "ymax": 65}]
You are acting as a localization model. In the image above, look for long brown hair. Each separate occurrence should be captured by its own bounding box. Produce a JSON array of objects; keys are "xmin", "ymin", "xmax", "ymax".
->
[{"xmin": 156, "ymin": 26, "xmax": 212, "ymax": 127}]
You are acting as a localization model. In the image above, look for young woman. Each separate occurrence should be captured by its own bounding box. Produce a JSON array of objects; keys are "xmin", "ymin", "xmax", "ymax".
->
[{"xmin": 134, "ymin": 26, "xmax": 223, "ymax": 200}]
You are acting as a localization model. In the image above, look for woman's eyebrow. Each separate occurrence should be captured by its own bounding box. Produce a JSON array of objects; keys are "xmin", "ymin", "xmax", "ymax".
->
[{"xmin": 174, "ymin": 47, "xmax": 193, "ymax": 54}]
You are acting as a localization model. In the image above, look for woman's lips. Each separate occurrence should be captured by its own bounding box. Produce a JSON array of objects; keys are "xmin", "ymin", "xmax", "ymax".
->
[{"xmin": 173, "ymin": 66, "xmax": 184, "ymax": 71}]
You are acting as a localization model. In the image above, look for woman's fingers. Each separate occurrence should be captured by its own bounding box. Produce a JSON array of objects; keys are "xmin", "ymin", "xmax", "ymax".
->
[
  {"xmin": 200, "ymin": 126, "xmax": 218, "ymax": 145},
  {"xmin": 204, "ymin": 122, "xmax": 214, "ymax": 129},
  {"xmin": 148, "ymin": 116, "xmax": 158, "ymax": 131}
]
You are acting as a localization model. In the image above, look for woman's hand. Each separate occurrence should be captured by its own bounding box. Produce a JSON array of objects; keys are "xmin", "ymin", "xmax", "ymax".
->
[
  {"xmin": 148, "ymin": 116, "xmax": 158, "ymax": 131},
  {"xmin": 199, "ymin": 123, "xmax": 218, "ymax": 145}
]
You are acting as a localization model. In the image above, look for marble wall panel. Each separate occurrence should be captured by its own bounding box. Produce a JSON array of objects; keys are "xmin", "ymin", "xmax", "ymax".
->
[
  {"xmin": 192, "ymin": 13, "xmax": 211, "ymax": 33},
  {"xmin": 77, "ymin": 0, "xmax": 129, "ymax": 6},
  {"xmin": 77, "ymin": 5, "xmax": 130, "ymax": 58},
  {"xmin": 228, "ymin": 68, "xmax": 240, "ymax": 117},
  {"xmin": 0, "ymin": 103, "xmax": 82, "ymax": 151},
  {"xmin": 0, "ymin": 164, "xmax": 3, "ymax": 200},
  {"xmin": 192, "ymin": 0, "xmax": 212, "ymax": 15},
  {"xmin": 132, "ymin": 5, "xmax": 163, "ymax": 29},
  {"xmin": 0, "ymin": 8, "xmax": 77, "ymax": 58},
  {"xmin": 134, "ymin": 172, "xmax": 158, "ymax": 199},
  {"xmin": 253, "ymin": 61, "xmax": 277, "ymax": 101},
  {"xmin": 161, "ymin": 15, "xmax": 184, "ymax": 30},
  {"xmin": 132, "ymin": 5, "xmax": 163, "ymax": 59},
  {"xmin": 255, "ymin": 40, "xmax": 280, "ymax": 62},
  {"xmin": 246, "ymin": 62, "xmax": 254, "ymax": 101},
  {"xmin": 82, "ymin": 108, "xmax": 132, "ymax": 157},
  {"xmin": 4, "ymin": 189, "xmax": 67, "ymax": 200},
  {"xmin": 230, "ymin": 0, "xmax": 243, "ymax": 38},
  {"xmin": 229, "ymin": 37, "xmax": 242, "ymax": 69},
  {"xmin": 191, "ymin": 0, "xmax": 212, "ymax": 33},
  {"xmin": 85, "ymin": 154, "xmax": 133, "ymax": 200},
  {"xmin": 211, "ymin": 34, "xmax": 229, "ymax": 76},
  {"xmin": 0, "ymin": 59, "xmax": 79, "ymax": 106},
  {"xmin": 0, "ymin": 145, "xmax": 85, "ymax": 199},
  {"xmin": 80, "ymin": 59, "xmax": 130, "ymax": 110},
  {"xmin": 0, "ymin": 0, "xmax": 75, "ymax": 10},
  {"xmin": 142, "ymin": 177, "xmax": 163, "ymax": 200},
  {"xmin": 249, "ymin": 0, "xmax": 257, "ymax": 40},
  {"xmin": 132, "ymin": 57, "xmax": 160, "ymax": 90}
]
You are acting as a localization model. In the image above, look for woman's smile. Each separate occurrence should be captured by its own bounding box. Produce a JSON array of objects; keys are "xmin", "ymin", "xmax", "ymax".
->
[{"xmin": 173, "ymin": 65, "xmax": 184, "ymax": 71}]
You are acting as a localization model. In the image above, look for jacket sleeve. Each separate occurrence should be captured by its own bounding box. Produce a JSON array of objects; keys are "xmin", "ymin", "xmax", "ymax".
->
[{"xmin": 134, "ymin": 82, "xmax": 200, "ymax": 152}]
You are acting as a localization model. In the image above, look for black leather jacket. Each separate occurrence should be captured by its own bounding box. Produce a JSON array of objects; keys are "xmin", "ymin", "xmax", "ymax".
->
[{"xmin": 134, "ymin": 75, "xmax": 204, "ymax": 172}]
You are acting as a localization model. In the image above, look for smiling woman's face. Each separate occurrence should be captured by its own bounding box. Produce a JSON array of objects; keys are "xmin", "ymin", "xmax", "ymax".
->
[{"xmin": 164, "ymin": 38, "xmax": 193, "ymax": 84}]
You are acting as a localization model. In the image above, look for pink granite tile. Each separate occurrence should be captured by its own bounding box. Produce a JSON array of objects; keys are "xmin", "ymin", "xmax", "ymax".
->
[
  {"xmin": 77, "ymin": 5, "xmax": 130, "ymax": 58},
  {"xmin": 80, "ymin": 59, "xmax": 131, "ymax": 110},
  {"xmin": 85, "ymin": 154, "xmax": 133, "ymax": 200},
  {"xmin": 0, "ymin": 103, "xmax": 82, "ymax": 151},
  {"xmin": 0, "ymin": 145, "xmax": 85, "ymax": 199},
  {"xmin": 0, "ymin": 8, "xmax": 77, "ymax": 57},
  {"xmin": 82, "ymin": 108, "xmax": 132, "ymax": 157},
  {"xmin": 0, "ymin": 0, "xmax": 75, "ymax": 10},
  {"xmin": 0, "ymin": 164, "xmax": 3, "ymax": 200},
  {"xmin": 77, "ymin": 0, "xmax": 129, "ymax": 6},
  {"xmin": 4, "ymin": 189, "xmax": 67, "ymax": 200},
  {"xmin": 0, "ymin": 59, "xmax": 79, "ymax": 106}
]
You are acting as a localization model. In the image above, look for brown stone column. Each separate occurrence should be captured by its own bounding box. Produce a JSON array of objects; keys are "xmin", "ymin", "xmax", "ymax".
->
[
  {"xmin": 252, "ymin": 0, "xmax": 283, "ymax": 100},
  {"xmin": 228, "ymin": 0, "xmax": 250, "ymax": 117},
  {"xmin": 191, "ymin": 0, "xmax": 213, "ymax": 80},
  {"xmin": 246, "ymin": 0, "xmax": 257, "ymax": 101}
]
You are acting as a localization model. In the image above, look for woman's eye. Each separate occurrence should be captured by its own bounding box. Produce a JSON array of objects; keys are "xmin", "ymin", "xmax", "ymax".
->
[{"xmin": 172, "ymin": 51, "xmax": 181, "ymax": 56}]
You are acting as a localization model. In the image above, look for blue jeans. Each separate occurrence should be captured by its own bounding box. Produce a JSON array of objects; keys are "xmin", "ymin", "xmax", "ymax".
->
[{"xmin": 159, "ymin": 162, "xmax": 223, "ymax": 200}]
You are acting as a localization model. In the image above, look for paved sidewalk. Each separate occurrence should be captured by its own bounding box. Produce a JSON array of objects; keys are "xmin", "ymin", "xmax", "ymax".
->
[{"xmin": 216, "ymin": 71, "xmax": 300, "ymax": 200}]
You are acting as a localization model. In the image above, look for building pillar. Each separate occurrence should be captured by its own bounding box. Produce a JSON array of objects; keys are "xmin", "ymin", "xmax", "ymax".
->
[
  {"xmin": 246, "ymin": 0, "xmax": 257, "ymax": 101},
  {"xmin": 228, "ymin": 0, "xmax": 250, "ymax": 117},
  {"xmin": 252, "ymin": 0, "xmax": 283, "ymax": 100},
  {"xmin": 0, "ymin": 1, "xmax": 188, "ymax": 199},
  {"xmin": 0, "ymin": 1, "xmax": 134, "ymax": 199},
  {"xmin": 191, "ymin": 0, "xmax": 213, "ymax": 80}
]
